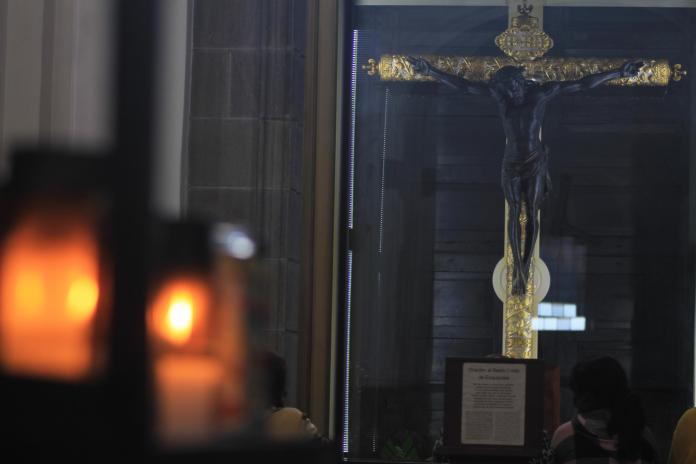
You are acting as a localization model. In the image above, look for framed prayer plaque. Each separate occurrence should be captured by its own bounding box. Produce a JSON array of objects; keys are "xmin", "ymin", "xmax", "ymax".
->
[{"xmin": 440, "ymin": 358, "xmax": 546, "ymax": 461}]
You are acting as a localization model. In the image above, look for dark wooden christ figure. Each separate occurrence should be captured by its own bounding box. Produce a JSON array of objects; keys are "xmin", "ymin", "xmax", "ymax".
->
[{"xmin": 407, "ymin": 57, "xmax": 644, "ymax": 295}]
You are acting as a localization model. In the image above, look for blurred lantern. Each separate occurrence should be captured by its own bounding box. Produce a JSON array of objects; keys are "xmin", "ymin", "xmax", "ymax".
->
[
  {"xmin": 0, "ymin": 151, "xmax": 110, "ymax": 382},
  {"xmin": 148, "ymin": 221, "xmax": 253, "ymax": 447}
]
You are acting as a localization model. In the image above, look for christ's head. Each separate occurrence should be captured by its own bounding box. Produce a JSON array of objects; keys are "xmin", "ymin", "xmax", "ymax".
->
[{"xmin": 491, "ymin": 66, "xmax": 526, "ymax": 104}]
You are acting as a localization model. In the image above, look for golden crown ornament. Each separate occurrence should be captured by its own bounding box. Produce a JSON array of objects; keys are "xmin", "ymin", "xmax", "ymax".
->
[{"xmin": 495, "ymin": 2, "xmax": 553, "ymax": 62}]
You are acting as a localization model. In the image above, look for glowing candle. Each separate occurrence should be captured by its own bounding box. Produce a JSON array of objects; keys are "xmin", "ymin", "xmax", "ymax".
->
[
  {"xmin": 0, "ymin": 212, "xmax": 102, "ymax": 381},
  {"xmin": 149, "ymin": 276, "xmax": 224, "ymax": 446}
]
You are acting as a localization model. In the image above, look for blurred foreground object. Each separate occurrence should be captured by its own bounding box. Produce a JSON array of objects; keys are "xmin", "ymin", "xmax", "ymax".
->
[
  {"xmin": 668, "ymin": 408, "xmax": 696, "ymax": 464},
  {"xmin": 0, "ymin": 149, "xmax": 118, "ymax": 449},
  {"xmin": 267, "ymin": 407, "xmax": 321, "ymax": 442},
  {"xmin": 149, "ymin": 221, "xmax": 252, "ymax": 448},
  {"xmin": 257, "ymin": 350, "xmax": 324, "ymax": 443},
  {"xmin": 0, "ymin": 151, "xmax": 111, "ymax": 382}
]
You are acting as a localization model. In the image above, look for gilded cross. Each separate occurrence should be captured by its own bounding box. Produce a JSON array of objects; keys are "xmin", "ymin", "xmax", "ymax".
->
[{"xmin": 362, "ymin": 3, "xmax": 686, "ymax": 359}]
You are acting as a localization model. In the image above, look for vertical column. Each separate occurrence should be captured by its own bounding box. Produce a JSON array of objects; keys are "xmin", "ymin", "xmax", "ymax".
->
[
  {"xmin": 153, "ymin": 0, "xmax": 188, "ymax": 217},
  {"xmin": 0, "ymin": 0, "xmax": 114, "ymax": 169},
  {"xmin": 109, "ymin": 0, "xmax": 158, "ymax": 449}
]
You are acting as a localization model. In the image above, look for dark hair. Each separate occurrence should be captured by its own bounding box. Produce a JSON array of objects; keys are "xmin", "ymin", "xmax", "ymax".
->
[
  {"xmin": 257, "ymin": 351, "xmax": 286, "ymax": 408},
  {"xmin": 570, "ymin": 357, "xmax": 648, "ymax": 461},
  {"xmin": 490, "ymin": 66, "xmax": 525, "ymax": 87}
]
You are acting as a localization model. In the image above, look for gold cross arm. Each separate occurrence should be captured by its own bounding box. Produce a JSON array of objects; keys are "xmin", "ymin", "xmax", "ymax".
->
[{"xmin": 363, "ymin": 54, "xmax": 687, "ymax": 87}]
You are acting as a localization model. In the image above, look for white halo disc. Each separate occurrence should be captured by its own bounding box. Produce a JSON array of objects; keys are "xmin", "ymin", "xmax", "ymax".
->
[{"xmin": 492, "ymin": 257, "xmax": 550, "ymax": 304}]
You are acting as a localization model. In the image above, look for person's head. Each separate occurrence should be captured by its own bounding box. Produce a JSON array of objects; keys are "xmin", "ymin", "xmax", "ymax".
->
[
  {"xmin": 257, "ymin": 351, "xmax": 286, "ymax": 408},
  {"xmin": 490, "ymin": 66, "xmax": 526, "ymax": 103},
  {"xmin": 570, "ymin": 356, "xmax": 628, "ymax": 413},
  {"xmin": 570, "ymin": 357, "xmax": 648, "ymax": 461}
]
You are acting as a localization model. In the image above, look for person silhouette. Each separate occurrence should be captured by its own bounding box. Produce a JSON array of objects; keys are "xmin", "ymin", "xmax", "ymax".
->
[{"xmin": 550, "ymin": 357, "xmax": 658, "ymax": 463}]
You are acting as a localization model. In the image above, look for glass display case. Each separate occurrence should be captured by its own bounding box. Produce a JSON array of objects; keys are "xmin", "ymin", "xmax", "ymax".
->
[{"xmin": 339, "ymin": 1, "xmax": 696, "ymax": 461}]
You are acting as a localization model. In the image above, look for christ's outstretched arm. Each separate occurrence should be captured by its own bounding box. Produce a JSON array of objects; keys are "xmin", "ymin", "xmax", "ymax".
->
[
  {"xmin": 407, "ymin": 56, "xmax": 490, "ymax": 96},
  {"xmin": 542, "ymin": 60, "xmax": 644, "ymax": 96}
]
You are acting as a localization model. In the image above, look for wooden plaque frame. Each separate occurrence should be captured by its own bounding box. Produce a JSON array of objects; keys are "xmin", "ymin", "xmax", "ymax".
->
[{"xmin": 440, "ymin": 357, "xmax": 546, "ymax": 460}]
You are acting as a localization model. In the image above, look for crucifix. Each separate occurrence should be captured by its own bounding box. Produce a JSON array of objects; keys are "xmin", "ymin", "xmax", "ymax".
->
[{"xmin": 362, "ymin": 1, "xmax": 686, "ymax": 359}]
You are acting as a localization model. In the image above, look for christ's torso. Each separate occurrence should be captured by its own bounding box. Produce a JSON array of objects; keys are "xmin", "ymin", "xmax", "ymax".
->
[{"xmin": 494, "ymin": 85, "xmax": 549, "ymax": 161}]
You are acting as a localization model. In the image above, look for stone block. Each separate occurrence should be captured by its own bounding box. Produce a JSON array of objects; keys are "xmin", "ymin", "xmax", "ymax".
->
[
  {"xmin": 259, "ymin": 50, "xmax": 294, "ymax": 118},
  {"xmin": 190, "ymin": 50, "xmax": 230, "ymax": 117},
  {"xmin": 289, "ymin": 122, "xmax": 303, "ymax": 193},
  {"xmin": 230, "ymin": 50, "xmax": 261, "ymax": 117},
  {"xmin": 193, "ymin": 0, "xmax": 261, "ymax": 48},
  {"xmin": 259, "ymin": 120, "xmax": 291, "ymax": 190},
  {"xmin": 186, "ymin": 186, "xmax": 255, "ymax": 227},
  {"xmin": 188, "ymin": 118, "xmax": 257, "ymax": 188},
  {"xmin": 260, "ymin": 0, "xmax": 292, "ymax": 48},
  {"xmin": 285, "ymin": 261, "xmax": 300, "ymax": 332}
]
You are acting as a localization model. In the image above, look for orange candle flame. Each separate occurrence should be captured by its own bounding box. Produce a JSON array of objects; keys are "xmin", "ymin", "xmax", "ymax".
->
[{"xmin": 150, "ymin": 278, "xmax": 209, "ymax": 348}]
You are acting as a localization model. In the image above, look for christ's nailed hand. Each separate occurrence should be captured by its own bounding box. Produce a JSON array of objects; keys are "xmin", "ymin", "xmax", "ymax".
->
[
  {"xmin": 621, "ymin": 60, "xmax": 645, "ymax": 78},
  {"xmin": 407, "ymin": 56, "xmax": 431, "ymax": 75}
]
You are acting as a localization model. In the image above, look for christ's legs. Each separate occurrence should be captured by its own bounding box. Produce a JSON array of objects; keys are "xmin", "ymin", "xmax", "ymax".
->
[
  {"xmin": 502, "ymin": 176, "xmax": 525, "ymax": 294},
  {"xmin": 521, "ymin": 173, "xmax": 546, "ymax": 289}
]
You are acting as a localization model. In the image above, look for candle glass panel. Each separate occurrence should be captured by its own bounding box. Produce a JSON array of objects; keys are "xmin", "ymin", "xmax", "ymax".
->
[{"xmin": 148, "ymin": 223, "xmax": 251, "ymax": 448}]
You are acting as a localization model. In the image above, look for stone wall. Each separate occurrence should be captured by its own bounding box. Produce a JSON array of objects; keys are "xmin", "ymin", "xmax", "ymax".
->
[{"xmin": 186, "ymin": 0, "xmax": 306, "ymax": 405}]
